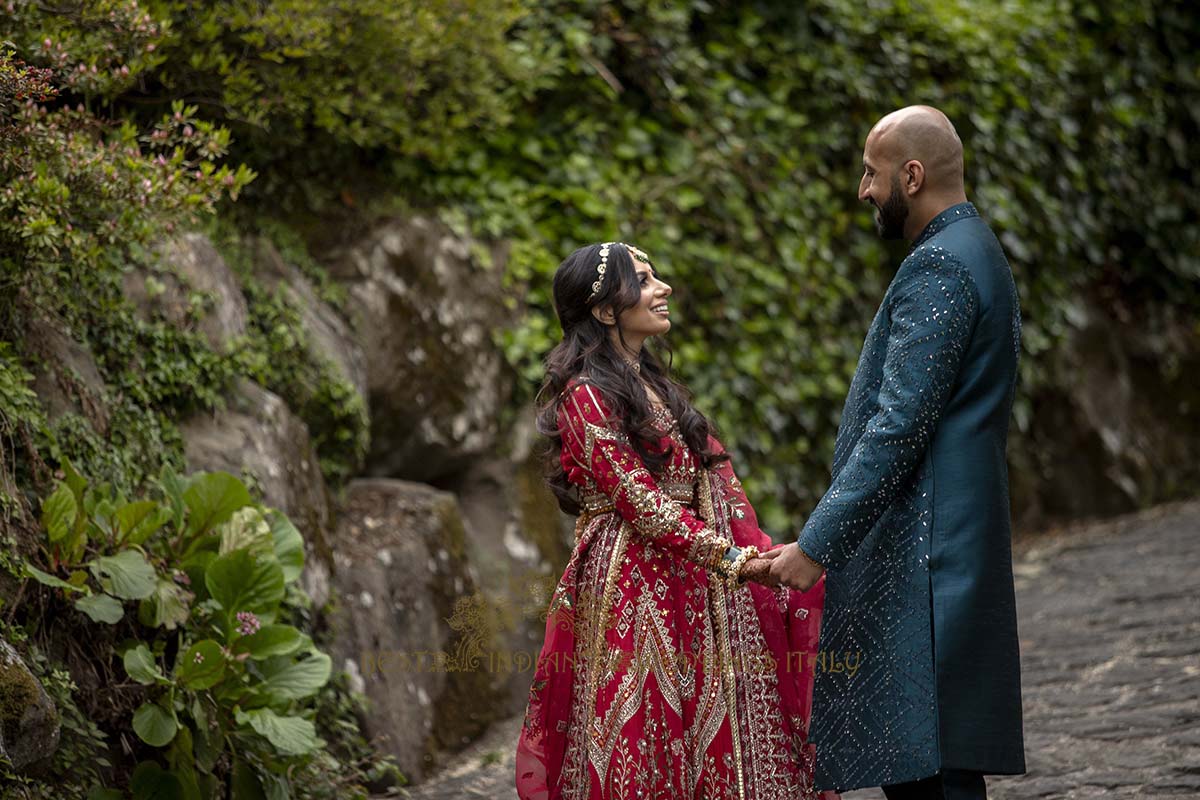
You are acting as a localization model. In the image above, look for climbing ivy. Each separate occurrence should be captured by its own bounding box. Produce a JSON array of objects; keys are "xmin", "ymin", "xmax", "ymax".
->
[
  {"xmin": 5, "ymin": 0, "xmax": 1199, "ymax": 529},
  {"xmin": 397, "ymin": 0, "xmax": 1200, "ymax": 529}
]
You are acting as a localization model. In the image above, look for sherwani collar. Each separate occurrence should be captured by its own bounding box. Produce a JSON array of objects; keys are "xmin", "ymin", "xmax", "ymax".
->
[{"xmin": 912, "ymin": 201, "xmax": 978, "ymax": 248}]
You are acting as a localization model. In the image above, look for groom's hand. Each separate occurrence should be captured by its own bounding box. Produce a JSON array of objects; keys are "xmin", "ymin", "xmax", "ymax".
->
[{"xmin": 766, "ymin": 543, "xmax": 825, "ymax": 591}]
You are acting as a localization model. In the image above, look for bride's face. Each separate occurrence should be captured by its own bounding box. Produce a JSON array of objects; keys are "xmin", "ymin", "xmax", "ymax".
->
[{"xmin": 616, "ymin": 246, "xmax": 672, "ymax": 340}]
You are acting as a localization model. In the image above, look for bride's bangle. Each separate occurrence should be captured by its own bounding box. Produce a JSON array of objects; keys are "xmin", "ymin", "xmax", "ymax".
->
[{"xmin": 723, "ymin": 545, "xmax": 759, "ymax": 589}]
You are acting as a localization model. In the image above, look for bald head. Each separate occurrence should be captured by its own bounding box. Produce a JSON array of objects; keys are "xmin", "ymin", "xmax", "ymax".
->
[
  {"xmin": 866, "ymin": 105, "xmax": 964, "ymax": 192},
  {"xmin": 859, "ymin": 105, "xmax": 969, "ymax": 241}
]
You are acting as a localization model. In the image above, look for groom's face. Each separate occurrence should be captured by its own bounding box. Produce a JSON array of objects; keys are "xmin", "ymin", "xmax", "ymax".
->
[{"xmin": 860, "ymin": 145, "xmax": 909, "ymax": 240}]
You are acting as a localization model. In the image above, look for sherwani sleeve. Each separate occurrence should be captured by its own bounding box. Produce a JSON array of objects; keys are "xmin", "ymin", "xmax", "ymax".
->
[
  {"xmin": 559, "ymin": 383, "xmax": 732, "ymax": 572},
  {"xmin": 797, "ymin": 254, "xmax": 980, "ymax": 571}
]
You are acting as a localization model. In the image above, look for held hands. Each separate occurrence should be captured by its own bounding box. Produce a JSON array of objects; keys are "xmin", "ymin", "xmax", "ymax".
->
[
  {"xmin": 736, "ymin": 554, "xmax": 784, "ymax": 588},
  {"xmin": 732, "ymin": 543, "xmax": 826, "ymax": 591},
  {"xmin": 760, "ymin": 542, "xmax": 824, "ymax": 591}
]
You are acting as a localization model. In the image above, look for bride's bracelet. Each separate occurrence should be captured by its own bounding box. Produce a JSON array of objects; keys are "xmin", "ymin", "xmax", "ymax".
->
[{"xmin": 720, "ymin": 544, "xmax": 759, "ymax": 589}]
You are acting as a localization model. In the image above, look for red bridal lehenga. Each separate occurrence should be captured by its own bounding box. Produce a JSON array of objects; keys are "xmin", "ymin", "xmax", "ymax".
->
[{"xmin": 516, "ymin": 381, "xmax": 838, "ymax": 800}]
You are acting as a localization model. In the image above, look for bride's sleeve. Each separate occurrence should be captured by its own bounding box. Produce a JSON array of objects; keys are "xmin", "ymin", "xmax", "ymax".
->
[
  {"xmin": 705, "ymin": 435, "xmax": 775, "ymax": 552},
  {"xmin": 559, "ymin": 382, "xmax": 733, "ymax": 573}
]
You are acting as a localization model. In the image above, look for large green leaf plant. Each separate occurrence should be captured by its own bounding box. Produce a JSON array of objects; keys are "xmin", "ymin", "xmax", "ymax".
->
[{"xmin": 24, "ymin": 465, "xmax": 329, "ymax": 799}]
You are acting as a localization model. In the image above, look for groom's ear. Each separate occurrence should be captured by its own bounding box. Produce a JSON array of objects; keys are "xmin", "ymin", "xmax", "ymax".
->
[{"xmin": 902, "ymin": 159, "xmax": 926, "ymax": 195}]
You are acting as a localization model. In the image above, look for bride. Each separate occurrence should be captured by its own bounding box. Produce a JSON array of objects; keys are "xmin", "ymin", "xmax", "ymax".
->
[{"xmin": 515, "ymin": 242, "xmax": 838, "ymax": 800}]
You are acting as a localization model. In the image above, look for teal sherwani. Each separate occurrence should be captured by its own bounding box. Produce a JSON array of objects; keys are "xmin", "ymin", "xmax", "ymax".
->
[{"xmin": 797, "ymin": 202, "xmax": 1026, "ymax": 791}]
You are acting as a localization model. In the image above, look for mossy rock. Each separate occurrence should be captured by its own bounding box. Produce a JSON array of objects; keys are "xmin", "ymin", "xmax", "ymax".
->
[
  {"xmin": 327, "ymin": 478, "xmax": 504, "ymax": 783},
  {"xmin": 0, "ymin": 639, "xmax": 60, "ymax": 772}
]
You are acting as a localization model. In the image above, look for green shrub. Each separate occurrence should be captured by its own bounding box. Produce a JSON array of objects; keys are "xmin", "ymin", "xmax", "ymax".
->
[{"xmin": 22, "ymin": 465, "xmax": 335, "ymax": 798}]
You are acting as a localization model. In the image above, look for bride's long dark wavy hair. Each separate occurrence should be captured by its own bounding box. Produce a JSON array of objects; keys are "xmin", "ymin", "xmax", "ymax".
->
[{"xmin": 536, "ymin": 242, "xmax": 727, "ymax": 515}]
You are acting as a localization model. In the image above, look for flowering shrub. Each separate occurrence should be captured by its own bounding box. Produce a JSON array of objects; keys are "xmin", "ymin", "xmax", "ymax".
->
[
  {"xmin": 0, "ymin": 68, "xmax": 254, "ymax": 311},
  {"xmin": 24, "ymin": 464, "xmax": 332, "ymax": 798}
]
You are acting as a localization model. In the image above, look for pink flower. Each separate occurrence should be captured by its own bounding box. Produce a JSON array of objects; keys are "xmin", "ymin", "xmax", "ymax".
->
[
  {"xmin": 235, "ymin": 611, "xmax": 261, "ymax": 637},
  {"xmin": 183, "ymin": 125, "xmax": 193, "ymax": 137}
]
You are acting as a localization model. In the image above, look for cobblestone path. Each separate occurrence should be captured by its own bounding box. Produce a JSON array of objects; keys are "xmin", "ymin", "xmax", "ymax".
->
[{"xmin": 395, "ymin": 501, "xmax": 1200, "ymax": 799}]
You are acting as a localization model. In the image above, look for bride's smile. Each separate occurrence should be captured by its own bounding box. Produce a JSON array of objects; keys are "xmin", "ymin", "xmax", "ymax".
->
[{"xmin": 616, "ymin": 245, "xmax": 673, "ymax": 339}]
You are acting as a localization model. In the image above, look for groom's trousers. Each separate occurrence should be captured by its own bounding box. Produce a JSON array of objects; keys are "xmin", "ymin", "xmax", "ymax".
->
[{"xmin": 882, "ymin": 770, "xmax": 987, "ymax": 800}]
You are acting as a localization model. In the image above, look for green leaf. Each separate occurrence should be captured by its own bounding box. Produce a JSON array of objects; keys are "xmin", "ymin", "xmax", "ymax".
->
[
  {"xmin": 267, "ymin": 511, "xmax": 304, "ymax": 583},
  {"xmin": 87, "ymin": 788, "xmax": 124, "ymax": 800},
  {"xmin": 205, "ymin": 549, "xmax": 284, "ymax": 617},
  {"xmin": 117, "ymin": 500, "xmax": 169, "ymax": 545},
  {"xmin": 192, "ymin": 697, "xmax": 218, "ymax": 773},
  {"xmin": 236, "ymin": 708, "xmax": 318, "ymax": 756},
  {"xmin": 133, "ymin": 701, "xmax": 178, "ymax": 747},
  {"xmin": 180, "ymin": 549, "xmax": 216, "ymax": 601},
  {"xmin": 159, "ymin": 464, "xmax": 188, "ymax": 532},
  {"xmin": 262, "ymin": 771, "xmax": 290, "ymax": 800},
  {"xmin": 24, "ymin": 563, "xmax": 85, "ymax": 593},
  {"xmin": 219, "ymin": 507, "xmax": 273, "ymax": 558},
  {"xmin": 42, "ymin": 482, "xmax": 77, "ymax": 543},
  {"xmin": 124, "ymin": 644, "xmax": 167, "ymax": 685},
  {"xmin": 259, "ymin": 652, "xmax": 331, "ymax": 701},
  {"xmin": 63, "ymin": 458, "xmax": 88, "ymax": 504},
  {"xmin": 230, "ymin": 758, "xmax": 267, "ymax": 800},
  {"xmin": 176, "ymin": 640, "xmax": 225, "ymax": 690},
  {"xmin": 184, "ymin": 472, "xmax": 252, "ymax": 536},
  {"xmin": 235, "ymin": 624, "xmax": 302, "ymax": 660},
  {"xmin": 138, "ymin": 577, "xmax": 192, "ymax": 630},
  {"xmin": 75, "ymin": 593, "xmax": 124, "ymax": 624},
  {"xmin": 131, "ymin": 760, "xmax": 184, "ymax": 799},
  {"xmin": 90, "ymin": 550, "xmax": 157, "ymax": 600},
  {"xmin": 167, "ymin": 725, "xmax": 202, "ymax": 800}
]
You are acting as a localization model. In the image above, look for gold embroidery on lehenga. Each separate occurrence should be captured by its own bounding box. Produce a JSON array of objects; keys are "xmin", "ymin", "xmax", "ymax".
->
[
  {"xmin": 588, "ymin": 580, "xmax": 685, "ymax": 785},
  {"xmin": 578, "ymin": 519, "xmax": 631, "ymax": 798},
  {"xmin": 552, "ymin": 387, "xmax": 819, "ymax": 799},
  {"xmin": 696, "ymin": 473, "xmax": 747, "ymax": 800},
  {"xmin": 686, "ymin": 593, "xmax": 729, "ymax": 795}
]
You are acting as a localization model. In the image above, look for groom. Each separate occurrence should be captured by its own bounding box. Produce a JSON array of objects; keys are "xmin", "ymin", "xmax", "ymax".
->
[{"xmin": 766, "ymin": 106, "xmax": 1026, "ymax": 798}]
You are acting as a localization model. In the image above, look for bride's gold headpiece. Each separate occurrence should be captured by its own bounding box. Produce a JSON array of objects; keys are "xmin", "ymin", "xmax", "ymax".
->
[
  {"xmin": 586, "ymin": 242, "xmax": 651, "ymax": 304},
  {"xmin": 586, "ymin": 242, "xmax": 615, "ymax": 304}
]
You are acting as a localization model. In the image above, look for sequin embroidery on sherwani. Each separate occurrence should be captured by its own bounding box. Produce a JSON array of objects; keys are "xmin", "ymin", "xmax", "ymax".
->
[
  {"xmin": 798, "ymin": 202, "xmax": 1026, "ymax": 791},
  {"xmin": 516, "ymin": 381, "xmax": 839, "ymax": 800}
]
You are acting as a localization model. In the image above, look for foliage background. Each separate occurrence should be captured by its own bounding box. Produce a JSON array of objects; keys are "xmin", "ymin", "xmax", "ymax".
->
[
  {"xmin": 5, "ymin": 0, "xmax": 1199, "ymax": 527},
  {"xmin": 1, "ymin": 0, "xmax": 1199, "ymax": 793}
]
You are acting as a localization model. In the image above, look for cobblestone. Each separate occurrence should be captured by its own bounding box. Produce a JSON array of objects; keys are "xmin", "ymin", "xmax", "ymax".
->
[{"xmin": 394, "ymin": 501, "xmax": 1200, "ymax": 799}]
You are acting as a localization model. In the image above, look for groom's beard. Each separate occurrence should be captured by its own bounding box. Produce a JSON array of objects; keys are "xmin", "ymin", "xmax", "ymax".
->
[{"xmin": 874, "ymin": 178, "xmax": 909, "ymax": 240}]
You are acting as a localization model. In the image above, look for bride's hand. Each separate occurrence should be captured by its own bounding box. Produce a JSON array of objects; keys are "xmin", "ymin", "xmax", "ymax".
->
[{"xmin": 738, "ymin": 556, "xmax": 783, "ymax": 588}]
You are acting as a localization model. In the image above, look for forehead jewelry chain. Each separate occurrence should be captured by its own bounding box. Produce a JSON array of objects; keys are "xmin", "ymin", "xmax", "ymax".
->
[{"xmin": 586, "ymin": 242, "xmax": 615, "ymax": 303}]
